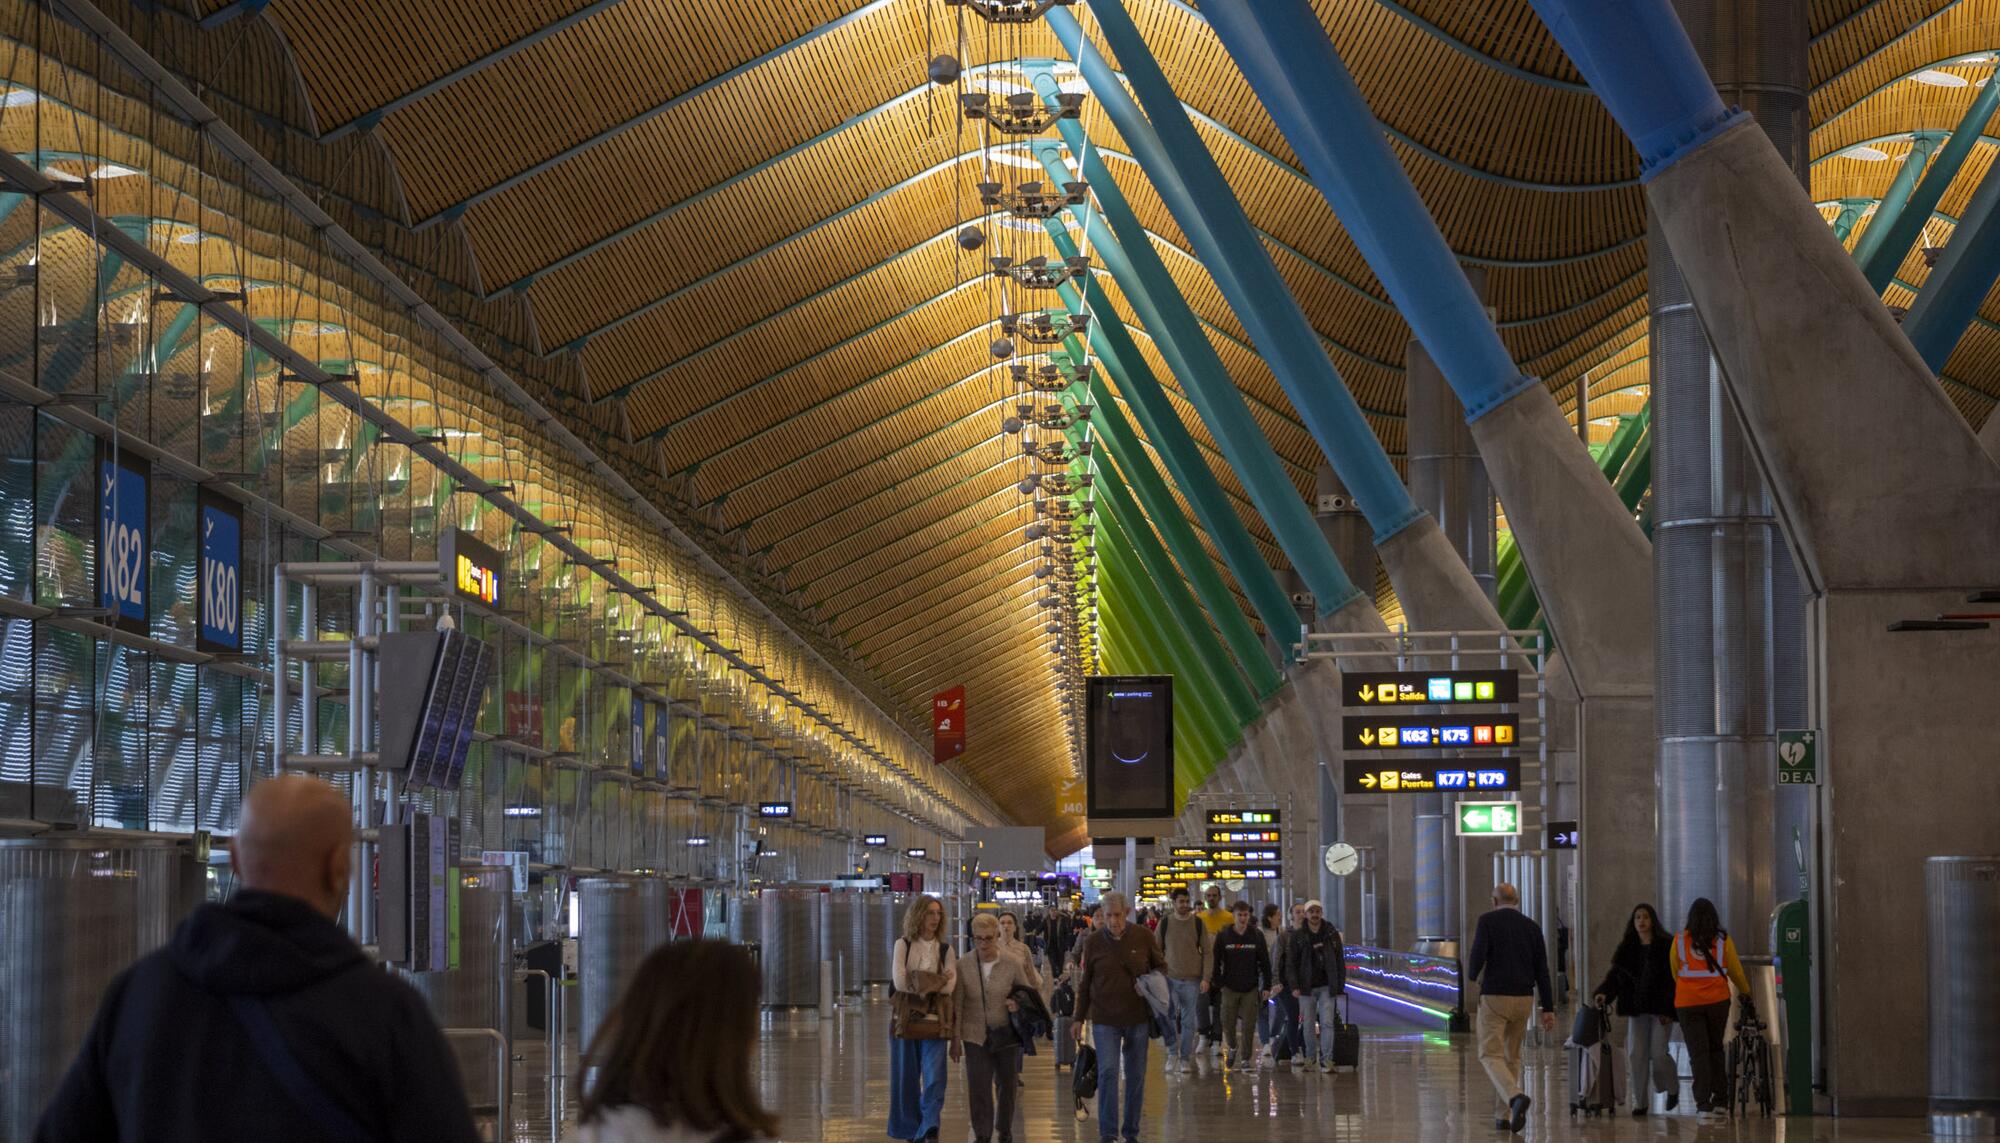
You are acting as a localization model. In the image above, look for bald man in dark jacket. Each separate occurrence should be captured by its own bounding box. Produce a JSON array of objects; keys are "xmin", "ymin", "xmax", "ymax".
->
[{"xmin": 36, "ymin": 776, "xmax": 478, "ymax": 1143}]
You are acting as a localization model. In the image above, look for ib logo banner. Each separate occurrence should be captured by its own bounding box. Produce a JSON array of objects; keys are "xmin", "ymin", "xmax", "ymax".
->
[
  {"xmin": 197, "ymin": 492, "xmax": 243, "ymax": 653},
  {"xmin": 97, "ymin": 452, "xmax": 150, "ymax": 633}
]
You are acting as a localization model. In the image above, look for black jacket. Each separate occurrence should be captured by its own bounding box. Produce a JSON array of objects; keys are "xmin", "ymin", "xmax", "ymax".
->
[
  {"xmin": 1468, "ymin": 906, "xmax": 1555, "ymax": 1010},
  {"xmin": 36, "ymin": 890, "xmax": 479, "ymax": 1143},
  {"xmin": 1285, "ymin": 922, "xmax": 1346, "ymax": 993},
  {"xmin": 1210, "ymin": 924, "xmax": 1272, "ymax": 993},
  {"xmin": 1008, "ymin": 984, "xmax": 1052, "ymax": 1055},
  {"xmin": 1593, "ymin": 934, "xmax": 1676, "ymax": 1018}
]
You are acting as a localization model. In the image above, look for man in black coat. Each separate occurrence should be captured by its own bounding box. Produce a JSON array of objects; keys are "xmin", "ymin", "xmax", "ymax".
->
[
  {"xmin": 36, "ymin": 776, "xmax": 479, "ymax": 1143},
  {"xmin": 1467, "ymin": 882, "xmax": 1557, "ymax": 1134}
]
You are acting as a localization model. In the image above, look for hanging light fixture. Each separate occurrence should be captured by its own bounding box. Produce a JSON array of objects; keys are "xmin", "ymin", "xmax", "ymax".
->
[
  {"xmin": 990, "ymin": 254, "xmax": 1092, "ymax": 290},
  {"xmin": 1004, "ymin": 311, "xmax": 1089, "ymax": 347},
  {"xmin": 961, "ymin": 91, "xmax": 1086, "ymax": 135},
  {"xmin": 977, "ymin": 179, "xmax": 1090, "ymax": 219},
  {"xmin": 945, "ymin": 0, "xmax": 1078, "ymax": 24}
]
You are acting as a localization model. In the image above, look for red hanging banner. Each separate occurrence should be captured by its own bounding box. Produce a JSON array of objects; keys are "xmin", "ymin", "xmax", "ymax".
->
[{"xmin": 932, "ymin": 685, "xmax": 966, "ymax": 763}]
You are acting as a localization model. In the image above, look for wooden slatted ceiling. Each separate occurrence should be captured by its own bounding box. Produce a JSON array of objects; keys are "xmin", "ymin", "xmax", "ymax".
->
[
  {"xmin": 166, "ymin": 0, "xmax": 2000, "ymax": 828},
  {"xmin": 275, "ymin": 0, "xmax": 596, "ymax": 132}
]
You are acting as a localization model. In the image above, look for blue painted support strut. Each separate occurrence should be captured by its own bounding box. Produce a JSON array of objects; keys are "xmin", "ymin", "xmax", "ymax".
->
[
  {"xmin": 1201, "ymin": 1, "xmax": 1543, "ymax": 425},
  {"xmin": 1849, "ymin": 131, "xmax": 1946, "ymax": 285},
  {"xmin": 1027, "ymin": 135, "xmax": 1364, "ymax": 618},
  {"xmin": 1900, "ymin": 158, "xmax": 2000, "ymax": 372},
  {"xmin": 1046, "ymin": 271, "xmax": 1308, "ymax": 650},
  {"xmin": 1516, "ymin": 0, "xmax": 1745, "ymax": 178},
  {"xmin": 1857, "ymin": 78, "xmax": 2000, "ymax": 293},
  {"xmin": 1049, "ymin": 6, "xmax": 1425, "ymax": 545}
]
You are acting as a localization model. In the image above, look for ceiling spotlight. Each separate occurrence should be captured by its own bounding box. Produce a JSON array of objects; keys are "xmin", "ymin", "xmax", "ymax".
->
[
  {"xmin": 961, "ymin": 91, "xmax": 1086, "ymax": 135},
  {"xmin": 1018, "ymin": 474, "xmax": 1042, "ymax": 495},
  {"xmin": 990, "ymin": 336, "xmax": 1015, "ymax": 360},
  {"xmin": 1026, "ymin": 439, "xmax": 1076, "ymax": 464},
  {"xmin": 991, "ymin": 254, "xmax": 1092, "ymax": 290},
  {"xmin": 957, "ymin": 225, "xmax": 987, "ymax": 251},
  {"xmin": 929, "ymin": 54, "xmax": 964, "ymax": 85},
  {"xmin": 976, "ymin": 179, "xmax": 1091, "ymax": 219},
  {"xmin": 1002, "ymin": 415, "xmax": 1025, "ymax": 434},
  {"xmin": 1026, "ymin": 522, "xmax": 1049, "ymax": 541},
  {"xmin": 944, "ymin": 0, "xmax": 1078, "ymax": 24}
]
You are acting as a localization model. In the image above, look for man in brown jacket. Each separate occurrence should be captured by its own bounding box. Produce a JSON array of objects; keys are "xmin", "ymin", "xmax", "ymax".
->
[
  {"xmin": 1073, "ymin": 891, "xmax": 1166, "ymax": 1143},
  {"xmin": 952, "ymin": 914, "xmax": 1032, "ymax": 1143}
]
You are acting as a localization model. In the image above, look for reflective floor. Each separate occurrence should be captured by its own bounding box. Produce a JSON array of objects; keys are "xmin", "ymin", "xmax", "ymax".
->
[{"xmin": 503, "ymin": 996, "xmax": 1931, "ymax": 1142}]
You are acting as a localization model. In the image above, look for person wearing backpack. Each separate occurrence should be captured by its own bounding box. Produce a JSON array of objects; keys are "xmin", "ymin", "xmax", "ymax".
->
[
  {"xmin": 1155, "ymin": 887, "xmax": 1211, "ymax": 1073},
  {"xmin": 1592, "ymin": 903, "xmax": 1679, "ymax": 1116}
]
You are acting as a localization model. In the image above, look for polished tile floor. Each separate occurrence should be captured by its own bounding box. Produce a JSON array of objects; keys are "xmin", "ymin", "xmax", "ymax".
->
[{"xmin": 509, "ymin": 996, "xmax": 1931, "ymax": 1142}]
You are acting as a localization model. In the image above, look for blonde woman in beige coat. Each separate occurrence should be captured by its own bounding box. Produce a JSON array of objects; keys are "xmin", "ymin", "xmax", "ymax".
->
[{"xmin": 951, "ymin": 914, "xmax": 1032, "ymax": 1143}]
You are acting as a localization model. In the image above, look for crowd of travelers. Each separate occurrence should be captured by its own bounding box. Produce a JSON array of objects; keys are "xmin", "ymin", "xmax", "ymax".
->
[{"xmin": 29, "ymin": 786, "xmax": 1762, "ymax": 1142}]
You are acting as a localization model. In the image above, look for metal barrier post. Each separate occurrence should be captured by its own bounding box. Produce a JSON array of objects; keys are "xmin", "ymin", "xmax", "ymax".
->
[{"xmin": 441, "ymin": 1027, "xmax": 509, "ymax": 1140}]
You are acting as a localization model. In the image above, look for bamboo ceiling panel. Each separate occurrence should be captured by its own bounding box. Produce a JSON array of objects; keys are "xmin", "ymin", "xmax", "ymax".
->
[{"xmin": 1393, "ymin": 0, "xmax": 1585, "ymax": 82}]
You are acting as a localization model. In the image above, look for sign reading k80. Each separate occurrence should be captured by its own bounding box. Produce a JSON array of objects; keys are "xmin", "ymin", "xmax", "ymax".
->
[
  {"xmin": 1342, "ymin": 713, "xmax": 1519, "ymax": 750},
  {"xmin": 1342, "ymin": 670, "xmax": 1519, "ymax": 707}
]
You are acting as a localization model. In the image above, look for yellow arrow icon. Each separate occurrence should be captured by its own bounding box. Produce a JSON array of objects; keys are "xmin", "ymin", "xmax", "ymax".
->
[
  {"xmin": 1359, "ymin": 772, "xmax": 1377, "ymax": 789},
  {"xmin": 1359, "ymin": 728, "xmax": 1375, "ymax": 746},
  {"xmin": 1357, "ymin": 684, "xmax": 1375, "ymax": 702}
]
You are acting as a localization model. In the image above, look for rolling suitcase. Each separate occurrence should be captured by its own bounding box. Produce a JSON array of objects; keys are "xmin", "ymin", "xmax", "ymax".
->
[
  {"xmin": 1054, "ymin": 1015, "xmax": 1077, "ymax": 1070},
  {"xmin": 1560, "ymin": 1003, "xmax": 1624, "ymax": 1111},
  {"xmin": 1331, "ymin": 994, "xmax": 1361, "ymax": 1071}
]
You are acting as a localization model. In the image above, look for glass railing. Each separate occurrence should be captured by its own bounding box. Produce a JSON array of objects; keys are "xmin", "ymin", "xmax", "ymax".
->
[{"xmin": 1343, "ymin": 944, "xmax": 1464, "ymax": 1024}]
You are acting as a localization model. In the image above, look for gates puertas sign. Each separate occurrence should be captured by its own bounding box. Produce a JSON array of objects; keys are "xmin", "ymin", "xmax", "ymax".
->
[
  {"xmin": 196, "ymin": 490, "xmax": 243, "ymax": 653},
  {"xmin": 97, "ymin": 447, "xmax": 150, "ymax": 634},
  {"xmin": 1342, "ymin": 757, "xmax": 1520, "ymax": 794}
]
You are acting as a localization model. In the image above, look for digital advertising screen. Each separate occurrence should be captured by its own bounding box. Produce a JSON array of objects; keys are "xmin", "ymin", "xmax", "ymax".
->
[{"xmin": 1086, "ymin": 675, "xmax": 1174, "ymax": 821}]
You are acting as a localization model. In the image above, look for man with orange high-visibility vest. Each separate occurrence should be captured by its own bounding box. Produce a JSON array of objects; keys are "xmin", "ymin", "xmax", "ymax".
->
[{"xmin": 1670, "ymin": 898, "xmax": 1756, "ymax": 1122}]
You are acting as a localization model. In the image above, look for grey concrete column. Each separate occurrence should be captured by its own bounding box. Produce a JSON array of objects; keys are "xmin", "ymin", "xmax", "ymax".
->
[
  {"xmin": 1979, "ymin": 407, "xmax": 2000, "ymax": 465},
  {"xmin": 1653, "ymin": 0, "xmax": 1810, "ymax": 955},
  {"xmin": 1315, "ymin": 464, "xmax": 1377, "ymax": 602},
  {"xmin": 1406, "ymin": 283, "xmax": 1498, "ymax": 601}
]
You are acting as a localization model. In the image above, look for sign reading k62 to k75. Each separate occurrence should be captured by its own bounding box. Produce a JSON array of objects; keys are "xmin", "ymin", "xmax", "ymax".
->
[{"xmin": 1341, "ymin": 713, "xmax": 1519, "ymax": 750}]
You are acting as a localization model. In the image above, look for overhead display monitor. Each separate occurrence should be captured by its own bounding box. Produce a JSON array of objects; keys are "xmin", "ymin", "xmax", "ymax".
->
[{"xmin": 1086, "ymin": 675, "xmax": 1175, "ymax": 824}]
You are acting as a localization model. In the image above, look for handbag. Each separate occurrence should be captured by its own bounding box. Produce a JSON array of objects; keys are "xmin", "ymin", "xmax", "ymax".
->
[
  {"xmin": 1072, "ymin": 1040, "xmax": 1099, "ymax": 1099},
  {"xmin": 1571, "ymin": 1000, "xmax": 1607, "ymax": 1048},
  {"xmin": 891, "ymin": 944, "xmax": 955, "ymax": 1041}
]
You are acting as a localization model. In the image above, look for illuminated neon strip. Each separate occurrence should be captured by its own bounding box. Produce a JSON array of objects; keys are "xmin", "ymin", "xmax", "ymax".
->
[{"xmin": 1344, "ymin": 981, "xmax": 1455, "ymax": 1023}]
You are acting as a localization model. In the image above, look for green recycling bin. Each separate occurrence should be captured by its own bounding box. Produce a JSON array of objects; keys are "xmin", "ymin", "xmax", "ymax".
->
[{"xmin": 1772, "ymin": 899, "xmax": 1812, "ymax": 1115}]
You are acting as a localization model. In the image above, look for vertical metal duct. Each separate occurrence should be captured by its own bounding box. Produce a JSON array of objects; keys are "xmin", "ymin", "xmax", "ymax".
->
[
  {"xmin": 1653, "ymin": 0, "xmax": 1809, "ymax": 950},
  {"xmin": 0, "ymin": 841, "xmax": 176, "ymax": 1141},
  {"xmin": 578, "ymin": 878, "xmax": 671, "ymax": 1052},
  {"xmin": 863, "ymin": 895, "xmax": 898, "ymax": 984},
  {"xmin": 1927, "ymin": 857, "xmax": 2000, "ymax": 1131},
  {"xmin": 820, "ymin": 891, "xmax": 862, "ymax": 995},
  {"xmin": 1403, "ymin": 270, "xmax": 1496, "ymax": 943}
]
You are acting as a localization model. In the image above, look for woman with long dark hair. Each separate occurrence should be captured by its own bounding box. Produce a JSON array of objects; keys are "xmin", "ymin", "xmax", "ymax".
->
[
  {"xmin": 1671, "ymin": 898, "xmax": 1754, "ymax": 1119},
  {"xmin": 575, "ymin": 940, "xmax": 778, "ymax": 1142},
  {"xmin": 1592, "ymin": 903, "xmax": 1678, "ymax": 1115}
]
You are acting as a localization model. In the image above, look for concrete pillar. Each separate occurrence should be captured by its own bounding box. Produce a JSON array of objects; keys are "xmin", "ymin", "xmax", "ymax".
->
[
  {"xmin": 1315, "ymin": 464, "xmax": 1377, "ymax": 602},
  {"xmin": 1406, "ymin": 280, "xmax": 1498, "ymax": 602},
  {"xmin": 1653, "ymin": 0, "xmax": 1810, "ymax": 955},
  {"xmin": 1980, "ymin": 407, "xmax": 2000, "ymax": 465}
]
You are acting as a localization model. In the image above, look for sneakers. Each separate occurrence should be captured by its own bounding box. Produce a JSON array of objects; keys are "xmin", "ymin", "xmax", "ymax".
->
[
  {"xmin": 1257, "ymin": 1050, "xmax": 1274, "ymax": 1070},
  {"xmin": 1320, "ymin": 1059, "xmax": 1334, "ymax": 1074}
]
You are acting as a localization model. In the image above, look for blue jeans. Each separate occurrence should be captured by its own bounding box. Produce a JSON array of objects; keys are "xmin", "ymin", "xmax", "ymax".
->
[
  {"xmin": 1258, "ymin": 990, "xmax": 1289, "ymax": 1054},
  {"xmin": 1297, "ymin": 986, "xmax": 1337, "ymax": 1064},
  {"xmin": 887, "ymin": 1034, "xmax": 948, "ymax": 1140},
  {"xmin": 1279, "ymin": 990, "xmax": 1304, "ymax": 1057},
  {"xmin": 1092, "ymin": 1022, "xmax": 1150, "ymax": 1143},
  {"xmin": 1166, "ymin": 978, "xmax": 1201, "ymax": 1061}
]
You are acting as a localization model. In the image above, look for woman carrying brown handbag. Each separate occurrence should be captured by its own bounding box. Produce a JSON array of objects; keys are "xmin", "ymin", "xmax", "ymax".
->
[{"xmin": 888, "ymin": 894, "xmax": 957, "ymax": 1143}]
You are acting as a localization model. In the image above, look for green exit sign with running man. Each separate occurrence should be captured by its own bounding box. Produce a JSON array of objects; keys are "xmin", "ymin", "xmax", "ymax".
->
[{"xmin": 1455, "ymin": 801, "xmax": 1522, "ymax": 836}]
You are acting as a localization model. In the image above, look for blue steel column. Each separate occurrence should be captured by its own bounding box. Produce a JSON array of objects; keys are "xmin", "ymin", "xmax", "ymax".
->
[
  {"xmin": 1522, "ymin": 0, "xmax": 2000, "ymax": 1113},
  {"xmin": 1046, "ymin": 269, "xmax": 1305, "ymax": 647},
  {"xmin": 1900, "ymin": 158, "xmax": 2000, "ymax": 372},
  {"xmin": 1205, "ymin": 0, "xmax": 1660, "ymax": 980},
  {"xmin": 1829, "ymin": 198, "xmax": 1870, "ymax": 244},
  {"xmin": 1848, "ymin": 131, "xmax": 1947, "ymax": 286},
  {"xmin": 1025, "ymin": 134, "xmax": 1368, "ymax": 625},
  {"xmin": 1053, "ymin": 7, "xmax": 1508, "ymax": 643},
  {"xmin": 1856, "ymin": 79, "xmax": 2000, "ymax": 293}
]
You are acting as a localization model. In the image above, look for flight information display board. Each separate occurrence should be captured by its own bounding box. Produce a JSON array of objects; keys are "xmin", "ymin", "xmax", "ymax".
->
[
  {"xmin": 1341, "ymin": 713, "xmax": 1519, "ymax": 750},
  {"xmin": 1341, "ymin": 670, "xmax": 1519, "ymax": 707},
  {"xmin": 1342, "ymin": 758, "xmax": 1521, "ymax": 794}
]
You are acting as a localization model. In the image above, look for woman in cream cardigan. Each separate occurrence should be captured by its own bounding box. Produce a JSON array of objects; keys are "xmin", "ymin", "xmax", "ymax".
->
[{"xmin": 951, "ymin": 914, "xmax": 1032, "ymax": 1143}]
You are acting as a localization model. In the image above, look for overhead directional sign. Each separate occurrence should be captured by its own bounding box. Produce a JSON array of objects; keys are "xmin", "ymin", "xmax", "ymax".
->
[
  {"xmin": 1343, "ymin": 758, "xmax": 1520, "ymax": 795},
  {"xmin": 1343, "ymin": 714, "xmax": 1518, "ymax": 750},
  {"xmin": 1206, "ymin": 809, "xmax": 1279, "ymax": 826},
  {"xmin": 1546, "ymin": 821, "xmax": 1580, "ymax": 850},
  {"xmin": 1455, "ymin": 801, "xmax": 1522, "ymax": 837},
  {"xmin": 1777, "ymin": 729, "xmax": 1818, "ymax": 785},
  {"xmin": 1207, "ymin": 828, "xmax": 1281, "ymax": 845},
  {"xmin": 1342, "ymin": 670, "xmax": 1519, "ymax": 707}
]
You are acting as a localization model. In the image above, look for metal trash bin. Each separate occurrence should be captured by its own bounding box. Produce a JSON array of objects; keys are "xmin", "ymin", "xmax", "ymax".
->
[{"xmin": 1929, "ymin": 856, "xmax": 2000, "ymax": 1136}]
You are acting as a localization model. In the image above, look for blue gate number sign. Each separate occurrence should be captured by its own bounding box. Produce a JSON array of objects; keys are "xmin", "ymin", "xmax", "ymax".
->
[
  {"xmin": 197, "ymin": 492, "xmax": 243, "ymax": 653},
  {"xmin": 97, "ymin": 449, "xmax": 150, "ymax": 633}
]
